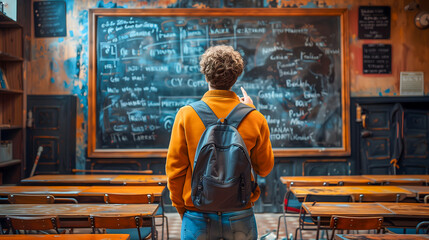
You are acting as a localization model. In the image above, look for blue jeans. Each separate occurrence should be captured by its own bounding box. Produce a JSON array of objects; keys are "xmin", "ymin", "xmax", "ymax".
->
[{"xmin": 181, "ymin": 208, "xmax": 257, "ymax": 240}]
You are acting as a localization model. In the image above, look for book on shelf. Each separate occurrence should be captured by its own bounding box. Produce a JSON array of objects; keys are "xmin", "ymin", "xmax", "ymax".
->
[{"xmin": 0, "ymin": 67, "xmax": 9, "ymax": 89}]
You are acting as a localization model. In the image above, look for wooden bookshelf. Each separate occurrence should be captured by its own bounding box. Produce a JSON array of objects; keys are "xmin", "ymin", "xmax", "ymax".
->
[{"xmin": 0, "ymin": 12, "xmax": 24, "ymax": 184}]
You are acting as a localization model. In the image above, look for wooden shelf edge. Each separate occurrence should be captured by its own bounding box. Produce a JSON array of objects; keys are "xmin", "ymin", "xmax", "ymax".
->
[
  {"xmin": 0, "ymin": 125, "xmax": 23, "ymax": 130},
  {"xmin": 0, "ymin": 51, "xmax": 24, "ymax": 61},
  {"xmin": 0, "ymin": 159, "xmax": 21, "ymax": 168},
  {"xmin": 0, "ymin": 88, "xmax": 24, "ymax": 94},
  {"xmin": 0, "ymin": 13, "xmax": 22, "ymax": 28}
]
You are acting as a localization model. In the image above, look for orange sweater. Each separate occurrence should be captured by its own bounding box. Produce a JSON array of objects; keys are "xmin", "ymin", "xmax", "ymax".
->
[{"xmin": 166, "ymin": 90, "xmax": 274, "ymax": 215}]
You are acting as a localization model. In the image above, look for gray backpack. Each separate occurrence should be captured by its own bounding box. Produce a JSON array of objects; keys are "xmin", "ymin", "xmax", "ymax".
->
[{"xmin": 189, "ymin": 101, "xmax": 256, "ymax": 212}]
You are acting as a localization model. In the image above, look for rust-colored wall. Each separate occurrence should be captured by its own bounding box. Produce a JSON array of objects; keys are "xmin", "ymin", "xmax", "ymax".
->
[{"xmin": 25, "ymin": 0, "xmax": 429, "ymax": 168}]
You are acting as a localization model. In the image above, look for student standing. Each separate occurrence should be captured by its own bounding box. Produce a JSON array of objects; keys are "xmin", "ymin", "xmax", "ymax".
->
[{"xmin": 166, "ymin": 45, "xmax": 274, "ymax": 240}]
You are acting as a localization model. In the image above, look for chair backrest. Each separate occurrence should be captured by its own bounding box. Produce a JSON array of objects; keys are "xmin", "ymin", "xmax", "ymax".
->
[
  {"xmin": 416, "ymin": 221, "xmax": 429, "ymax": 234},
  {"xmin": 338, "ymin": 181, "xmax": 371, "ymax": 186},
  {"xmin": 424, "ymin": 195, "xmax": 429, "ymax": 204},
  {"xmin": 290, "ymin": 181, "xmax": 328, "ymax": 187},
  {"xmin": 330, "ymin": 215, "xmax": 383, "ymax": 230},
  {"xmin": 8, "ymin": 194, "xmax": 55, "ymax": 204},
  {"xmin": 53, "ymin": 197, "xmax": 78, "ymax": 204},
  {"xmin": 304, "ymin": 194, "xmax": 353, "ymax": 203},
  {"xmin": 283, "ymin": 191, "xmax": 302, "ymax": 214},
  {"xmin": 7, "ymin": 215, "xmax": 60, "ymax": 233},
  {"xmin": 104, "ymin": 193, "xmax": 153, "ymax": 204},
  {"xmin": 329, "ymin": 215, "xmax": 383, "ymax": 240},
  {"xmin": 90, "ymin": 215, "xmax": 143, "ymax": 240},
  {"xmin": 358, "ymin": 193, "xmax": 403, "ymax": 202},
  {"xmin": 383, "ymin": 180, "xmax": 426, "ymax": 186}
]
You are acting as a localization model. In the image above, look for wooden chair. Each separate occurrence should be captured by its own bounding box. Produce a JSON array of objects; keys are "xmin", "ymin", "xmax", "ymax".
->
[
  {"xmin": 7, "ymin": 194, "xmax": 76, "ymax": 234},
  {"xmin": 6, "ymin": 215, "xmax": 61, "ymax": 234},
  {"xmin": 295, "ymin": 194, "xmax": 353, "ymax": 240},
  {"xmin": 90, "ymin": 214, "xmax": 152, "ymax": 240},
  {"xmin": 8, "ymin": 194, "xmax": 78, "ymax": 204},
  {"xmin": 104, "ymin": 193, "xmax": 164, "ymax": 239},
  {"xmin": 329, "ymin": 215, "xmax": 383, "ymax": 240},
  {"xmin": 424, "ymin": 195, "xmax": 429, "ymax": 203}
]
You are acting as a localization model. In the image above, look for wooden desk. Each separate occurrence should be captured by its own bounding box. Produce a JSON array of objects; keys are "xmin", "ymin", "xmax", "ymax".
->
[
  {"xmin": 335, "ymin": 234, "xmax": 429, "ymax": 240},
  {"xmin": 301, "ymin": 202, "xmax": 393, "ymax": 239},
  {"xmin": 280, "ymin": 176, "xmax": 373, "ymax": 188},
  {"xmin": 302, "ymin": 202, "xmax": 429, "ymax": 229},
  {"xmin": 362, "ymin": 175, "xmax": 428, "ymax": 185},
  {"xmin": 302, "ymin": 202, "xmax": 393, "ymax": 218},
  {"xmin": 20, "ymin": 175, "xmax": 117, "ymax": 185},
  {"xmin": 379, "ymin": 202, "xmax": 429, "ymax": 228},
  {"xmin": 0, "ymin": 185, "xmax": 165, "ymax": 203},
  {"xmin": 398, "ymin": 186, "xmax": 429, "ymax": 201},
  {"xmin": 0, "ymin": 186, "xmax": 89, "ymax": 198},
  {"xmin": 111, "ymin": 175, "xmax": 167, "ymax": 185},
  {"xmin": 0, "ymin": 234, "xmax": 131, "ymax": 240},
  {"xmin": 78, "ymin": 186, "xmax": 165, "ymax": 202},
  {"xmin": 0, "ymin": 203, "xmax": 158, "ymax": 218},
  {"xmin": 380, "ymin": 202, "xmax": 429, "ymax": 217},
  {"xmin": 20, "ymin": 174, "xmax": 167, "ymax": 186},
  {"xmin": 0, "ymin": 203, "xmax": 158, "ymax": 239},
  {"xmin": 290, "ymin": 186, "xmax": 415, "ymax": 202}
]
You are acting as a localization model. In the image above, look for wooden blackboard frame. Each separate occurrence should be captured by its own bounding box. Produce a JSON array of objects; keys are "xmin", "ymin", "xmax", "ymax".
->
[{"xmin": 88, "ymin": 8, "xmax": 350, "ymax": 158}]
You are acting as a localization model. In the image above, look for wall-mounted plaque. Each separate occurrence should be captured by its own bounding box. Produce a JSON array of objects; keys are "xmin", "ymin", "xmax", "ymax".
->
[
  {"xmin": 400, "ymin": 72, "xmax": 424, "ymax": 96},
  {"xmin": 358, "ymin": 6, "xmax": 390, "ymax": 39},
  {"xmin": 363, "ymin": 44, "xmax": 391, "ymax": 74},
  {"xmin": 33, "ymin": 1, "xmax": 66, "ymax": 38}
]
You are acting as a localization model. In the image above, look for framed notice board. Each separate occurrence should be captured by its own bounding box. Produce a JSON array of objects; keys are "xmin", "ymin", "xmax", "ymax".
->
[
  {"xmin": 363, "ymin": 44, "xmax": 391, "ymax": 74},
  {"xmin": 33, "ymin": 1, "xmax": 67, "ymax": 38},
  {"xmin": 358, "ymin": 6, "xmax": 390, "ymax": 39},
  {"xmin": 88, "ymin": 8, "xmax": 350, "ymax": 158}
]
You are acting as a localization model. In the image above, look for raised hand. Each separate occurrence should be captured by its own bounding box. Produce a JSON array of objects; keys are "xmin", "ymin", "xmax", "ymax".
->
[{"xmin": 239, "ymin": 87, "xmax": 253, "ymax": 105}]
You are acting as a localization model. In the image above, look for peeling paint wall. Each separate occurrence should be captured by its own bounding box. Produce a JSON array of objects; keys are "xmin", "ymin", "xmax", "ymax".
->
[{"xmin": 26, "ymin": 0, "xmax": 429, "ymax": 169}]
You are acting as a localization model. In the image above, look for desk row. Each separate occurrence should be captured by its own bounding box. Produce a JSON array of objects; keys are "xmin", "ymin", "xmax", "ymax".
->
[
  {"xmin": 289, "ymin": 185, "xmax": 429, "ymax": 202},
  {"xmin": 20, "ymin": 174, "xmax": 167, "ymax": 186},
  {"xmin": 281, "ymin": 175, "xmax": 429, "ymax": 187},
  {"xmin": 21, "ymin": 174, "xmax": 429, "ymax": 187},
  {"xmin": 0, "ymin": 185, "xmax": 166, "ymax": 203}
]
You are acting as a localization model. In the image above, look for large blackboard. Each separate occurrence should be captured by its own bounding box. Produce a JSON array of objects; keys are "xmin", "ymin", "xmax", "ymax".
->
[{"xmin": 88, "ymin": 9, "xmax": 350, "ymax": 158}]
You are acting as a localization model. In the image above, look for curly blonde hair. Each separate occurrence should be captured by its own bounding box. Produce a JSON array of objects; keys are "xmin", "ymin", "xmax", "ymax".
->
[{"xmin": 199, "ymin": 45, "xmax": 244, "ymax": 90}]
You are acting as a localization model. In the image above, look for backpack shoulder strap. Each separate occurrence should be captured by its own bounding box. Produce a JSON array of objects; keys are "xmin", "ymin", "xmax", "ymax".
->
[
  {"xmin": 225, "ymin": 103, "xmax": 255, "ymax": 129},
  {"xmin": 189, "ymin": 100, "xmax": 218, "ymax": 128}
]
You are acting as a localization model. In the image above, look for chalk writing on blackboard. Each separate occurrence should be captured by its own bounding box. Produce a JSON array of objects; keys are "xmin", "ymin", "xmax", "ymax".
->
[
  {"xmin": 33, "ymin": 1, "xmax": 66, "ymax": 38},
  {"xmin": 363, "ymin": 44, "xmax": 391, "ymax": 74},
  {"xmin": 89, "ymin": 9, "xmax": 350, "ymax": 157},
  {"xmin": 358, "ymin": 6, "xmax": 390, "ymax": 39}
]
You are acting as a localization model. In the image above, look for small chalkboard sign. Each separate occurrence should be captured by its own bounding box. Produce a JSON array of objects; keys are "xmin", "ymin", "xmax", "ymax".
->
[
  {"xmin": 363, "ymin": 44, "xmax": 391, "ymax": 74},
  {"xmin": 33, "ymin": 1, "xmax": 66, "ymax": 38},
  {"xmin": 358, "ymin": 6, "xmax": 390, "ymax": 39}
]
